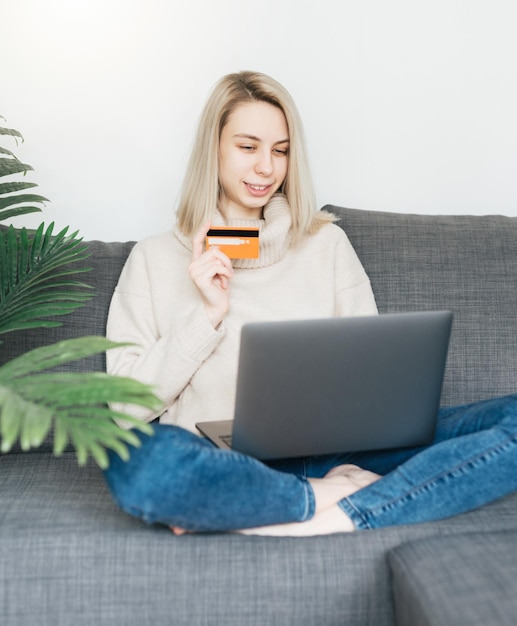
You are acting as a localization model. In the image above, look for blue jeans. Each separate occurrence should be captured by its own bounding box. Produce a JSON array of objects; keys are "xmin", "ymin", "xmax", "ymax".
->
[{"xmin": 103, "ymin": 394, "xmax": 517, "ymax": 532}]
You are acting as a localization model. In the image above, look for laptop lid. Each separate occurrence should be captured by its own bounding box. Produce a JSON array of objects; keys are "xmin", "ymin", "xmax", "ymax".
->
[{"xmin": 197, "ymin": 311, "xmax": 452, "ymax": 460}]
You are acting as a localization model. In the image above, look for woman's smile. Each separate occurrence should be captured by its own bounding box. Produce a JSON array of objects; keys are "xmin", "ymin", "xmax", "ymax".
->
[{"xmin": 244, "ymin": 182, "xmax": 273, "ymax": 196}]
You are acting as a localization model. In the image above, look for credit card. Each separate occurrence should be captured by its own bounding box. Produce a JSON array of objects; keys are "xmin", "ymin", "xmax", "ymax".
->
[{"xmin": 206, "ymin": 227, "xmax": 260, "ymax": 259}]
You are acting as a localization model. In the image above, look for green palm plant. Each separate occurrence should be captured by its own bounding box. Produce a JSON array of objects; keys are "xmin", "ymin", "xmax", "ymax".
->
[{"xmin": 0, "ymin": 119, "xmax": 160, "ymax": 468}]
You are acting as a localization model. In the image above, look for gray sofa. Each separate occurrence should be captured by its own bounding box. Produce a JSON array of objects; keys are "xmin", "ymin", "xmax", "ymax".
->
[{"xmin": 1, "ymin": 205, "xmax": 517, "ymax": 626}]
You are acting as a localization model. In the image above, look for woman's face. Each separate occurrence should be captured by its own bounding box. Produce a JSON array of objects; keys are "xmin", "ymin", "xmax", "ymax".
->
[{"xmin": 218, "ymin": 101, "xmax": 289, "ymax": 220}]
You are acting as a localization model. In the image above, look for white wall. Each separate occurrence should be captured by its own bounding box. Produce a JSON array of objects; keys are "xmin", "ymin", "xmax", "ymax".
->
[{"xmin": 2, "ymin": 0, "xmax": 516, "ymax": 241}]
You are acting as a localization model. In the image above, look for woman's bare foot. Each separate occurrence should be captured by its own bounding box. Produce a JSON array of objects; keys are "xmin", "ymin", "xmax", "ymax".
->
[{"xmin": 323, "ymin": 463, "xmax": 382, "ymax": 489}]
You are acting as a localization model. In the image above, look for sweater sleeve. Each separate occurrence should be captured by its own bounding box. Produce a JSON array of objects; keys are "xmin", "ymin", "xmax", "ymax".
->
[
  {"xmin": 106, "ymin": 242, "xmax": 225, "ymax": 426},
  {"xmin": 333, "ymin": 230, "xmax": 378, "ymax": 317}
]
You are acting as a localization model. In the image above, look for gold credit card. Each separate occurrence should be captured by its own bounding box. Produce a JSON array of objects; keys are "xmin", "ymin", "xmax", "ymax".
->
[{"xmin": 206, "ymin": 227, "xmax": 260, "ymax": 259}]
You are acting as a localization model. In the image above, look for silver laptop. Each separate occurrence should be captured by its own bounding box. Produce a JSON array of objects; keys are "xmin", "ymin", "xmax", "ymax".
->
[{"xmin": 196, "ymin": 311, "xmax": 453, "ymax": 460}]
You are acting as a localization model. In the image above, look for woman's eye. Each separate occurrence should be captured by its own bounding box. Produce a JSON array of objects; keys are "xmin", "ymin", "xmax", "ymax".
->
[
  {"xmin": 240, "ymin": 145, "xmax": 255, "ymax": 151},
  {"xmin": 274, "ymin": 148, "xmax": 288, "ymax": 155}
]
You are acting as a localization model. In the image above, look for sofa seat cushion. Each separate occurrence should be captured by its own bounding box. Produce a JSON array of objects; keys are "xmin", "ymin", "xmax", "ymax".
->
[
  {"xmin": 3, "ymin": 453, "xmax": 517, "ymax": 626},
  {"xmin": 388, "ymin": 530, "xmax": 517, "ymax": 626},
  {"xmin": 0, "ymin": 453, "xmax": 393, "ymax": 626}
]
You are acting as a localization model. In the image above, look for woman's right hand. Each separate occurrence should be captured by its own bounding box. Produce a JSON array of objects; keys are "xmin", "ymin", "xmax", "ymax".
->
[{"xmin": 189, "ymin": 222, "xmax": 234, "ymax": 329}]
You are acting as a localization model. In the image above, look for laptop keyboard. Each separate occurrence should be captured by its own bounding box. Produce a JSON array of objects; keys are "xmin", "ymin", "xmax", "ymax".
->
[{"xmin": 220, "ymin": 435, "xmax": 233, "ymax": 447}]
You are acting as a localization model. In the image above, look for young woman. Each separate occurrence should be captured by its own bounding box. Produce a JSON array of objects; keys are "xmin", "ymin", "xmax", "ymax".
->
[{"xmin": 104, "ymin": 71, "xmax": 517, "ymax": 536}]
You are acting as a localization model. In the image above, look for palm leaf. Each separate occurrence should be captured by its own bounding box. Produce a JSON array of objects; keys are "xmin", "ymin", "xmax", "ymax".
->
[
  {"xmin": 0, "ymin": 337, "xmax": 161, "ymax": 467},
  {"xmin": 0, "ymin": 336, "xmax": 122, "ymax": 378},
  {"xmin": 0, "ymin": 182, "xmax": 38, "ymax": 195},
  {"xmin": 0, "ymin": 121, "xmax": 159, "ymax": 469},
  {"xmin": 0, "ymin": 193, "xmax": 49, "ymax": 211},
  {"xmin": 0, "ymin": 223, "xmax": 93, "ymax": 335},
  {"xmin": 0, "ymin": 158, "xmax": 33, "ymax": 178},
  {"xmin": 0, "ymin": 206, "xmax": 43, "ymax": 222},
  {"xmin": 0, "ymin": 126, "xmax": 24, "ymax": 142},
  {"xmin": 0, "ymin": 190, "xmax": 49, "ymax": 223},
  {"xmin": 0, "ymin": 146, "xmax": 18, "ymax": 158}
]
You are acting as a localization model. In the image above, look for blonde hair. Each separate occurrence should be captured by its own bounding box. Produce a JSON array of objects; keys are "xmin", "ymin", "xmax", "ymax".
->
[{"xmin": 176, "ymin": 71, "xmax": 334, "ymax": 243}]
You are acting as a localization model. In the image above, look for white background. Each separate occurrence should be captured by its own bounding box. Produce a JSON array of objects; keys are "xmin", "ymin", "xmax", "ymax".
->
[{"xmin": 2, "ymin": 0, "xmax": 516, "ymax": 241}]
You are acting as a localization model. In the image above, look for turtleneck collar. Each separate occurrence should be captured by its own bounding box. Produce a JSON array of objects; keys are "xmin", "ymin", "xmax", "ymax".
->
[{"xmin": 173, "ymin": 193, "xmax": 293, "ymax": 269}]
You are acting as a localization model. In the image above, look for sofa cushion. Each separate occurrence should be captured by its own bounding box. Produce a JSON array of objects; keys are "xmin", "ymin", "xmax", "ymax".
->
[
  {"xmin": 327, "ymin": 206, "xmax": 517, "ymax": 406},
  {"xmin": 2, "ymin": 453, "xmax": 517, "ymax": 626},
  {"xmin": 388, "ymin": 530, "xmax": 517, "ymax": 626},
  {"xmin": 0, "ymin": 453, "xmax": 390, "ymax": 626}
]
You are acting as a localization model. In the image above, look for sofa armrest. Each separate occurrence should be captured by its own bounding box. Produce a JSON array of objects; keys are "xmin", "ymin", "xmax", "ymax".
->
[{"xmin": 388, "ymin": 530, "xmax": 517, "ymax": 626}]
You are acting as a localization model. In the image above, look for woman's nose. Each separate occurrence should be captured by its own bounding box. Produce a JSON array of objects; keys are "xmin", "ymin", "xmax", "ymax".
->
[{"xmin": 255, "ymin": 151, "xmax": 273, "ymax": 176}]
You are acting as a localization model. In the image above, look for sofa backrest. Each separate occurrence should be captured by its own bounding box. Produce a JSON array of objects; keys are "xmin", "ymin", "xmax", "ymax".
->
[
  {"xmin": 1, "ymin": 207, "xmax": 516, "ymax": 454},
  {"xmin": 328, "ymin": 205, "xmax": 517, "ymax": 406},
  {"xmin": 0, "ymin": 239, "xmax": 135, "ymax": 372}
]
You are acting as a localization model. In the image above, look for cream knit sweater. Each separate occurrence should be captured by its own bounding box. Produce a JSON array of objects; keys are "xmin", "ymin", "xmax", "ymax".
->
[{"xmin": 106, "ymin": 195, "xmax": 378, "ymax": 432}]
